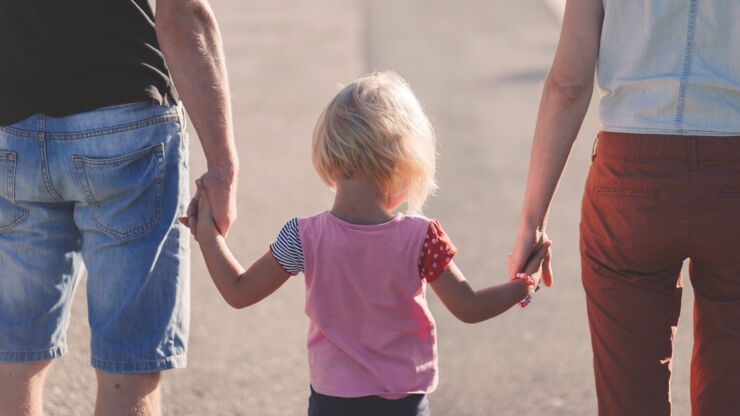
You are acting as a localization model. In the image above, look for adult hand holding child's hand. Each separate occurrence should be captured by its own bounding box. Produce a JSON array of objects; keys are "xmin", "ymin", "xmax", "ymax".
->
[
  {"xmin": 194, "ymin": 179, "xmax": 220, "ymax": 242},
  {"xmin": 518, "ymin": 239, "xmax": 552, "ymax": 290},
  {"xmin": 509, "ymin": 226, "xmax": 553, "ymax": 287}
]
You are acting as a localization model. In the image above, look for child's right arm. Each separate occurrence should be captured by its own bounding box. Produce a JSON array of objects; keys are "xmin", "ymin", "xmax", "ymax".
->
[
  {"xmin": 429, "ymin": 242, "xmax": 550, "ymax": 323},
  {"xmin": 195, "ymin": 182, "xmax": 290, "ymax": 309}
]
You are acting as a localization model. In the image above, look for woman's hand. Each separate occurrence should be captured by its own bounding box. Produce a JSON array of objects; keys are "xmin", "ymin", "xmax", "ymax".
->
[
  {"xmin": 518, "ymin": 238, "xmax": 552, "ymax": 289},
  {"xmin": 509, "ymin": 226, "xmax": 553, "ymax": 287}
]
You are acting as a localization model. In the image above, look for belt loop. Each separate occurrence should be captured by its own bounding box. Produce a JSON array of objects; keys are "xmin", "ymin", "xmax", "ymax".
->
[
  {"xmin": 591, "ymin": 134, "xmax": 599, "ymax": 161},
  {"xmin": 688, "ymin": 137, "xmax": 698, "ymax": 169}
]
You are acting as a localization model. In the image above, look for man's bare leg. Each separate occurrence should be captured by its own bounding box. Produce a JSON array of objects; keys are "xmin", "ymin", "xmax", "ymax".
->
[
  {"xmin": 0, "ymin": 361, "xmax": 51, "ymax": 416},
  {"xmin": 94, "ymin": 371, "xmax": 161, "ymax": 416}
]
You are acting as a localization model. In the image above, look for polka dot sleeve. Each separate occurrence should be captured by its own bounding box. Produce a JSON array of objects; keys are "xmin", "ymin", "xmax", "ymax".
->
[{"xmin": 419, "ymin": 220, "xmax": 457, "ymax": 282}]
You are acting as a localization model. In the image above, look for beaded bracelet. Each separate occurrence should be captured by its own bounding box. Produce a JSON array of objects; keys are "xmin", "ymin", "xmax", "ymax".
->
[{"xmin": 511, "ymin": 273, "xmax": 536, "ymax": 308}]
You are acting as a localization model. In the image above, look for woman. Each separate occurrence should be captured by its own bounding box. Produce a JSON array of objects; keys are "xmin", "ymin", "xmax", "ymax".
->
[{"xmin": 509, "ymin": 1, "xmax": 740, "ymax": 415}]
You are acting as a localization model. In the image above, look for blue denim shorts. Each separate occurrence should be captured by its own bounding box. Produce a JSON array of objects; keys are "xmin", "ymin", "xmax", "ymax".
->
[{"xmin": 0, "ymin": 102, "xmax": 190, "ymax": 373}]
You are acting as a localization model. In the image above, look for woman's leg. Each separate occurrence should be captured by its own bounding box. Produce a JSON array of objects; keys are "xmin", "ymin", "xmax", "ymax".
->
[
  {"xmin": 580, "ymin": 136, "xmax": 688, "ymax": 416},
  {"xmin": 688, "ymin": 164, "xmax": 740, "ymax": 415}
]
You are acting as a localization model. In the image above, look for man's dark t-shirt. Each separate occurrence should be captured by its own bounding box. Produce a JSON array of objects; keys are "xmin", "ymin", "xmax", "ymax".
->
[{"xmin": 0, "ymin": 0, "xmax": 176, "ymax": 126}]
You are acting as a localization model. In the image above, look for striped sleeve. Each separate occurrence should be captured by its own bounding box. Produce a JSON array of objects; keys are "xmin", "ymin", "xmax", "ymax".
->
[{"xmin": 269, "ymin": 218, "xmax": 304, "ymax": 275}]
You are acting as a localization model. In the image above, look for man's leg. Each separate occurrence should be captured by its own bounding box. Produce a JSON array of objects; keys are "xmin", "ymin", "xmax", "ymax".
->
[
  {"xmin": 0, "ymin": 121, "xmax": 82, "ymax": 416},
  {"xmin": 65, "ymin": 103, "xmax": 189, "ymax": 413},
  {"xmin": 0, "ymin": 361, "xmax": 51, "ymax": 416},
  {"xmin": 94, "ymin": 371, "xmax": 161, "ymax": 416}
]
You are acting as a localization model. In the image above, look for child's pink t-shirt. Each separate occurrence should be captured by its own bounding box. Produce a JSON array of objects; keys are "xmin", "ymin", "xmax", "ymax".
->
[{"xmin": 270, "ymin": 211, "xmax": 456, "ymax": 399}]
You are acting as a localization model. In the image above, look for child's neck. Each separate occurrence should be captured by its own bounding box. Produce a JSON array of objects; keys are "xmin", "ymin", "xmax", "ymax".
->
[{"xmin": 331, "ymin": 176, "xmax": 396, "ymax": 225}]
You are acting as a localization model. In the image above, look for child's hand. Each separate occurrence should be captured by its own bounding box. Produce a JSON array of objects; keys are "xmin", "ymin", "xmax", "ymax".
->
[
  {"xmin": 194, "ymin": 180, "xmax": 220, "ymax": 242},
  {"xmin": 519, "ymin": 240, "xmax": 552, "ymax": 289}
]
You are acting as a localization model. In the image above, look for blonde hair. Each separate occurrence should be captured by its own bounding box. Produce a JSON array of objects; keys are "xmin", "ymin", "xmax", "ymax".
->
[{"xmin": 312, "ymin": 71, "xmax": 437, "ymax": 214}]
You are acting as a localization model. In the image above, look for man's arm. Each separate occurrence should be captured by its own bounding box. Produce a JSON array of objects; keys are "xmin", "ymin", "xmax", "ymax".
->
[{"xmin": 155, "ymin": 0, "xmax": 238, "ymax": 235}]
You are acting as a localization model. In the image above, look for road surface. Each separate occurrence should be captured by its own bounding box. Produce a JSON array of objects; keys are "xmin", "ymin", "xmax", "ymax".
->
[{"xmin": 43, "ymin": 1, "xmax": 696, "ymax": 414}]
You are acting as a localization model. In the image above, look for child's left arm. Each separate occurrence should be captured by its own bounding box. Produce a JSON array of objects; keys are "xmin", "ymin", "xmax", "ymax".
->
[
  {"xmin": 195, "ymin": 182, "xmax": 290, "ymax": 309},
  {"xmin": 430, "ymin": 242, "xmax": 550, "ymax": 323}
]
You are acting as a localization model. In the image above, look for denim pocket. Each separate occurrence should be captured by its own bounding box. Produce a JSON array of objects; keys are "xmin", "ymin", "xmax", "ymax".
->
[
  {"xmin": 74, "ymin": 144, "xmax": 165, "ymax": 241},
  {"xmin": 0, "ymin": 151, "xmax": 27, "ymax": 232}
]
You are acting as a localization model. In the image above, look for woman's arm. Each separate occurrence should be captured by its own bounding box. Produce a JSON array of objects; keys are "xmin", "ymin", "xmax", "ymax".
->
[
  {"xmin": 431, "ymin": 243, "xmax": 550, "ymax": 323},
  {"xmin": 508, "ymin": 0, "xmax": 604, "ymax": 285},
  {"xmin": 195, "ymin": 184, "xmax": 290, "ymax": 309}
]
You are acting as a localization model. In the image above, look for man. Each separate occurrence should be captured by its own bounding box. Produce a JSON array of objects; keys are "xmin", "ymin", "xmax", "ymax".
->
[{"xmin": 0, "ymin": 0, "xmax": 237, "ymax": 414}]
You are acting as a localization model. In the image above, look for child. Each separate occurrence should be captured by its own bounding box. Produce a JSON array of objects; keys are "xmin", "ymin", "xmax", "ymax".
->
[{"xmin": 190, "ymin": 71, "xmax": 550, "ymax": 416}]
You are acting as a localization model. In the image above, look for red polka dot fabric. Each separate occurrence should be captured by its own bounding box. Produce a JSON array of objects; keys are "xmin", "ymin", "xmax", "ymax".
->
[{"xmin": 419, "ymin": 220, "xmax": 457, "ymax": 282}]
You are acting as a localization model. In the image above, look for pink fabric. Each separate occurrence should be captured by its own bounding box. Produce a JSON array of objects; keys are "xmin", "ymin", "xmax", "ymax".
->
[{"xmin": 299, "ymin": 211, "xmax": 438, "ymax": 399}]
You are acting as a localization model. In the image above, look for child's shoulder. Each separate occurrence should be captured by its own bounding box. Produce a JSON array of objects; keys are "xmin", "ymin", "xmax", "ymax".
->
[
  {"xmin": 287, "ymin": 212, "xmax": 442, "ymax": 233},
  {"xmin": 398, "ymin": 213, "xmax": 433, "ymax": 227}
]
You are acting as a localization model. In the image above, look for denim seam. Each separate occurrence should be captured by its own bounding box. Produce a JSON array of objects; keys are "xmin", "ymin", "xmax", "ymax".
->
[
  {"xmin": 90, "ymin": 353, "xmax": 186, "ymax": 365},
  {"xmin": 0, "ymin": 151, "xmax": 29, "ymax": 232},
  {"xmin": 48, "ymin": 115, "xmax": 179, "ymax": 140},
  {"xmin": 1, "ymin": 152, "xmax": 15, "ymax": 200},
  {"xmin": 0, "ymin": 209, "xmax": 28, "ymax": 233},
  {"xmin": 72, "ymin": 157, "xmax": 94, "ymax": 203},
  {"xmin": 90, "ymin": 353, "xmax": 187, "ymax": 373},
  {"xmin": 0, "ymin": 114, "xmax": 178, "ymax": 140},
  {"xmin": 72, "ymin": 143, "xmax": 164, "ymax": 166},
  {"xmin": 0, "ymin": 345, "xmax": 67, "ymax": 354},
  {"xmin": 38, "ymin": 115, "xmax": 64, "ymax": 201},
  {"xmin": 674, "ymin": 0, "xmax": 699, "ymax": 133},
  {"xmin": 0, "ymin": 127, "xmax": 42, "ymax": 139},
  {"xmin": 0, "ymin": 345, "xmax": 67, "ymax": 361}
]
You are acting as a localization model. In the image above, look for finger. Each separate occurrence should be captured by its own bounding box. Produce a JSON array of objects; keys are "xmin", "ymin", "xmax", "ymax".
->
[
  {"xmin": 187, "ymin": 197, "xmax": 199, "ymax": 239},
  {"xmin": 178, "ymin": 216, "xmax": 190, "ymax": 228},
  {"xmin": 522, "ymin": 241, "xmax": 551, "ymax": 274},
  {"xmin": 542, "ymin": 251, "xmax": 553, "ymax": 287},
  {"xmin": 214, "ymin": 213, "xmax": 230, "ymax": 238},
  {"xmin": 508, "ymin": 247, "xmax": 527, "ymax": 277},
  {"xmin": 210, "ymin": 199, "xmax": 232, "ymax": 238},
  {"xmin": 196, "ymin": 179, "xmax": 206, "ymax": 195}
]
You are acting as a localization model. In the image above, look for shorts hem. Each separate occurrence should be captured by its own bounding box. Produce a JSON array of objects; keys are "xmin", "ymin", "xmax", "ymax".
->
[
  {"xmin": 91, "ymin": 353, "xmax": 187, "ymax": 373},
  {"xmin": 0, "ymin": 344, "xmax": 67, "ymax": 362}
]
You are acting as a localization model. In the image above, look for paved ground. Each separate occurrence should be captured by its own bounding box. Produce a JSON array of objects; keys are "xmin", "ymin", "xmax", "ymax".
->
[{"xmin": 43, "ymin": 1, "xmax": 697, "ymax": 414}]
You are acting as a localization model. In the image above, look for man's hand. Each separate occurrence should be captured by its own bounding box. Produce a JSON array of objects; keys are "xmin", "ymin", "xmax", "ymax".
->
[
  {"xmin": 200, "ymin": 169, "xmax": 237, "ymax": 236},
  {"xmin": 194, "ymin": 179, "xmax": 220, "ymax": 241},
  {"xmin": 181, "ymin": 169, "xmax": 237, "ymax": 238}
]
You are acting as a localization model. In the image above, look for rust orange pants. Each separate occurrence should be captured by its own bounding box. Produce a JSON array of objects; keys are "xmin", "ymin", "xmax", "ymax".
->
[{"xmin": 580, "ymin": 132, "xmax": 740, "ymax": 416}]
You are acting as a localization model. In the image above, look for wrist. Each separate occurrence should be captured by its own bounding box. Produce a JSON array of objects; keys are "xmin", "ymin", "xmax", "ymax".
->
[
  {"xmin": 518, "ymin": 216, "xmax": 545, "ymax": 235},
  {"xmin": 510, "ymin": 273, "xmax": 537, "ymax": 308},
  {"xmin": 206, "ymin": 151, "xmax": 239, "ymax": 180},
  {"xmin": 205, "ymin": 162, "xmax": 238, "ymax": 184}
]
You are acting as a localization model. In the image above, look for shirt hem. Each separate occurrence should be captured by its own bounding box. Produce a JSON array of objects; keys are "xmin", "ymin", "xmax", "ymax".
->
[
  {"xmin": 601, "ymin": 125, "xmax": 740, "ymax": 137},
  {"xmin": 310, "ymin": 384, "xmax": 436, "ymax": 400}
]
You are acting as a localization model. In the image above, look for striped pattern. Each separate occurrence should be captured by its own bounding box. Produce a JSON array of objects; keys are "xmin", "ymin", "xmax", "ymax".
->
[{"xmin": 270, "ymin": 218, "xmax": 304, "ymax": 275}]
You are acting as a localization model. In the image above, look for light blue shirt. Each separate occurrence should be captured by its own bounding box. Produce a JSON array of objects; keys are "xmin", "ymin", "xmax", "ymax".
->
[{"xmin": 598, "ymin": 1, "xmax": 740, "ymax": 136}]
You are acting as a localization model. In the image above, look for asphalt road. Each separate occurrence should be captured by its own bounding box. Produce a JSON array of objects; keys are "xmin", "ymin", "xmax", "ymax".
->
[{"xmin": 43, "ymin": 1, "xmax": 696, "ymax": 415}]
